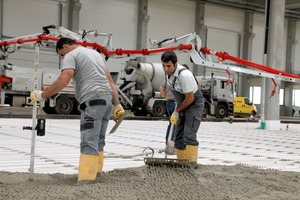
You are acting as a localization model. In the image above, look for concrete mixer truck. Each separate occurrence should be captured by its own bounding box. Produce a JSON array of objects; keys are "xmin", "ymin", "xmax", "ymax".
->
[{"xmin": 118, "ymin": 60, "xmax": 235, "ymax": 118}]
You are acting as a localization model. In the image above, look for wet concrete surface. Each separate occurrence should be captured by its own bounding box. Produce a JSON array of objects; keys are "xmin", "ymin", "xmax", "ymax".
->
[
  {"xmin": 1, "ymin": 165, "xmax": 300, "ymax": 200},
  {"xmin": 1, "ymin": 107, "xmax": 300, "ymax": 199}
]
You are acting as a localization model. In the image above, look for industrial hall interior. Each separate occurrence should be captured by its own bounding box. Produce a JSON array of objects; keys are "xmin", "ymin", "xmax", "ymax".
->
[{"xmin": 0, "ymin": 0, "xmax": 300, "ymax": 200}]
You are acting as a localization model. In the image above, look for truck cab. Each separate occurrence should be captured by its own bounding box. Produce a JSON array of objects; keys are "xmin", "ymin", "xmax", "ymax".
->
[
  {"xmin": 199, "ymin": 76, "xmax": 235, "ymax": 118},
  {"xmin": 233, "ymin": 97, "xmax": 257, "ymax": 117}
]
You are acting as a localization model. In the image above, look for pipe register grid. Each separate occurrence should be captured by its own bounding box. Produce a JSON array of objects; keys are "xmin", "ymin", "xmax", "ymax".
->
[{"xmin": 0, "ymin": 118, "xmax": 299, "ymax": 174}]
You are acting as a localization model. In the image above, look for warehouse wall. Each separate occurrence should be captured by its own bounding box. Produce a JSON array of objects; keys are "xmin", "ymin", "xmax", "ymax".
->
[
  {"xmin": 80, "ymin": 0, "xmax": 138, "ymax": 72},
  {"xmin": 2, "ymin": 0, "xmax": 299, "ymax": 71},
  {"xmin": 2, "ymin": 0, "xmax": 69, "ymax": 69},
  {"xmin": 146, "ymin": 0, "xmax": 195, "ymax": 66},
  {"xmin": 2, "ymin": 0, "xmax": 66, "ymax": 36},
  {"xmin": 203, "ymin": 4, "xmax": 244, "ymax": 79},
  {"xmin": 1, "ymin": 0, "xmax": 300, "ymax": 103},
  {"xmin": 295, "ymin": 21, "xmax": 300, "ymax": 75}
]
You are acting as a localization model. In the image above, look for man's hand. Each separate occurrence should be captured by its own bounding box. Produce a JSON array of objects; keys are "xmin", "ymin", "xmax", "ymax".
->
[
  {"xmin": 170, "ymin": 111, "xmax": 179, "ymax": 125},
  {"xmin": 29, "ymin": 90, "xmax": 44, "ymax": 104},
  {"xmin": 113, "ymin": 104, "xmax": 125, "ymax": 120}
]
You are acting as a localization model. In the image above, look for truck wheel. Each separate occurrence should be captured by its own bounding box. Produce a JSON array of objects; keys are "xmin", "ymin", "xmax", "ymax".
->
[
  {"xmin": 216, "ymin": 104, "xmax": 227, "ymax": 118},
  {"xmin": 54, "ymin": 97, "xmax": 74, "ymax": 115},
  {"xmin": 251, "ymin": 110, "xmax": 256, "ymax": 117},
  {"xmin": 202, "ymin": 104, "xmax": 209, "ymax": 118},
  {"xmin": 152, "ymin": 102, "xmax": 166, "ymax": 117},
  {"xmin": 42, "ymin": 101, "xmax": 56, "ymax": 114}
]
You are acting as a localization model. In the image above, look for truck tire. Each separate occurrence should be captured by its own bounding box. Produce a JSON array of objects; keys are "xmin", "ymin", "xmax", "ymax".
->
[
  {"xmin": 54, "ymin": 97, "xmax": 74, "ymax": 115},
  {"xmin": 202, "ymin": 104, "xmax": 209, "ymax": 118},
  {"xmin": 251, "ymin": 110, "xmax": 256, "ymax": 117},
  {"xmin": 152, "ymin": 101, "xmax": 166, "ymax": 117},
  {"xmin": 215, "ymin": 104, "xmax": 227, "ymax": 118},
  {"xmin": 43, "ymin": 101, "xmax": 56, "ymax": 114}
]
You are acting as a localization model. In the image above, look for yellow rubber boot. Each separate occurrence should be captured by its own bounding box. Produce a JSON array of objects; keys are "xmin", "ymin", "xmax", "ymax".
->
[
  {"xmin": 78, "ymin": 154, "xmax": 98, "ymax": 182},
  {"xmin": 97, "ymin": 151, "xmax": 104, "ymax": 175},
  {"xmin": 176, "ymin": 149, "xmax": 186, "ymax": 159},
  {"xmin": 185, "ymin": 145, "xmax": 199, "ymax": 168}
]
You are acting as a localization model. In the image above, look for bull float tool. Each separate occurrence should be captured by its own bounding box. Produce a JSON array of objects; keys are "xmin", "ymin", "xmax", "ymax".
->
[
  {"xmin": 28, "ymin": 45, "xmax": 40, "ymax": 181},
  {"xmin": 164, "ymin": 116, "xmax": 176, "ymax": 156},
  {"xmin": 144, "ymin": 105, "xmax": 190, "ymax": 168},
  {"xmin": 22, "ymin": 45, "xmax": 46, "ymax": 181}
]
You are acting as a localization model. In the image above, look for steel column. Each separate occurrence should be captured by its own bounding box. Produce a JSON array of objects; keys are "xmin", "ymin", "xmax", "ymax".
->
[
  {"xmin": 264, "ymin": 0, "xmax": 285, "ymax": 130},
  {"xmin": 284, "ymin": 19, "xmax": 297, "ymax": 116},
  {"xmin": 0, "ymin": 0, "xmax": 3, "ymax": 40},
  {"xmin": 137, "ymin": 0, "xmax": 149, "ymax": 63},
  {"xmin": 68, "ymin": 0, "xmax": 82, "ymax": 32},
  {"xmin": 194, "ymin": 2, "xmax": 207, "ymax": 76},
  {"xmin": 240, "ymin": 12, "xmax": 255, "ymax": 97}
]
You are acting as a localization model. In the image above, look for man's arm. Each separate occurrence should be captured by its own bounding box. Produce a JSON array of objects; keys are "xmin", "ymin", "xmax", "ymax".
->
[
  {"xmin": 159, "ymin": 79, "xmax": 167, "ymax": 98},
  {"xmin": 41, "ymin": 69, "xmax": 74, "ymax": 99},
  {"xmin": 106, "ymin": 67, "xmax": 120, "ymax": 106},
  {"xmin": 106, "ymin": 67, "xmax": 124, "ymax": 120},
  {"xmin": 159, "ymin": 86, "xmax": 166, "ymax": 98},
  {"xmin": 175, "ymin": 91, "xmax": 194, "ymax": 112}
]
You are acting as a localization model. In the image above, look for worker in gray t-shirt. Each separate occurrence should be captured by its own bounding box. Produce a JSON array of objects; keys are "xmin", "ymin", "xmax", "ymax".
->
[{"xmin": 30, "ymin": 37, "xmax": 124, "ymax": 183}]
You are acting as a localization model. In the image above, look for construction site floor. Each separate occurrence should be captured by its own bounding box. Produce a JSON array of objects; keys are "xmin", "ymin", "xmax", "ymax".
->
[
  {"xmin": 0, "ymin": 118, "xmax": 299, "ymax": 173},
  {"xmin": 1, "ymin": 118, "xmax": 300, "ymax": 199}
]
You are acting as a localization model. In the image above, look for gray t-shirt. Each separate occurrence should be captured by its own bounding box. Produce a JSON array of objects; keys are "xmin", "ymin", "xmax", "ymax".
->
[{"xmin": 62, "ymin": 46, "xmax": 111, "ymax": 103}]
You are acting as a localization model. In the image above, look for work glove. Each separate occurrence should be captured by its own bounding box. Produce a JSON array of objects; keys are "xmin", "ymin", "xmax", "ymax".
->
[
  {"xmin": 113, "ymin": 104, "xmax": 125, "ymax": 119},
  {"xmin": 170, "ymin": 111, "xmax": 179, "ymax": 125},
  {"xmin": 29, "ymin": 90, "xmax": 44, "ymax": 104}
]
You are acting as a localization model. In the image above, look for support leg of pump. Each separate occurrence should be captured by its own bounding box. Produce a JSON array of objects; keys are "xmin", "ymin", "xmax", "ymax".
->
[{"xmin": 256, "ymin": 121, "xmax": 265, "ymax": 129}]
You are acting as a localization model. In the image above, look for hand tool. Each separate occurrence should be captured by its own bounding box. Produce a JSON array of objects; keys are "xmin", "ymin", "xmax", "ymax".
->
[{"xmin": 109, "ymin": 111, "xmax": 127, "ymax": 134}]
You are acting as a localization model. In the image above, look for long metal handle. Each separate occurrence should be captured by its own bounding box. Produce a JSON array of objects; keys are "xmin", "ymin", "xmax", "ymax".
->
[
  {"xmin": 167, "ymin": 103, "xmax": 177, "ymax": 143},
  {"xmin": 29, "ymin": 45, "xmax": 39, "ymax": 181},
  {"xmin": 165, "ymin": 103, "xmax": 177, "ymax": 158}
]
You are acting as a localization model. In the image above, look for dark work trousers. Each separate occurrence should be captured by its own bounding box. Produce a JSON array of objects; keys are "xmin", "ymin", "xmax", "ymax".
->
[
  {"xmin": 165, "ymin": 100, "xmax": 176, "ymax": 144},
  {"xmin": 171, "ymin": 88, "xmax": 204, "ymax": 150},
  {"xmin": 79, "ymin": 93, "xmax": 113, "ymax": 156}
]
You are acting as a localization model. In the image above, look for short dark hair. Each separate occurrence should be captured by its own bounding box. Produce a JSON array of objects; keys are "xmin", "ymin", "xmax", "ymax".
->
[
  {"xmin": 161, "ymin": 51, "xmax": 177, "ymax": 65},
  {"xmin": 56, "ymin": 37, "xmax": 76, "ymax": 53}
]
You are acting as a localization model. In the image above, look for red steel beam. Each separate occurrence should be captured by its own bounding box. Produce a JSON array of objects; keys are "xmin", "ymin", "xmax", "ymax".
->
[
  {"xmin": 200, "ymin": 47, "xmax": 300, "ymax": 79},
  {"xmin": 1, "ymin": 34, "xmax": 300, "ymax": 80}
]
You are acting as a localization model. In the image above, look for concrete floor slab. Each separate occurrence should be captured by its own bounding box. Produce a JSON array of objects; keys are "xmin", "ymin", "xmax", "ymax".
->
[{"xmin": 0, "ymin": 118, "xmax": 299, "ymax": 174}]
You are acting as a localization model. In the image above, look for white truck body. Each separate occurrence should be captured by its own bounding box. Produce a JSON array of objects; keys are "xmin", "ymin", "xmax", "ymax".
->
[
  {"xmin": 118, "ymin": 60, "xmax": 166, "ymax": 117},
  {"xmin": 197, "ymin": 75, "xmax": 235, "ymax": 118},
  {"xmin": 1, "ymin": 61, "xmax": 235, "ymax": 118},
  {"xmin": 0, "ymin": 63, "xmax": 77, "ymax": 114}
]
